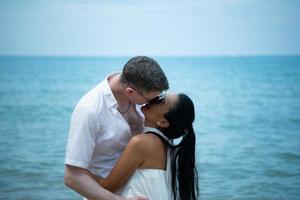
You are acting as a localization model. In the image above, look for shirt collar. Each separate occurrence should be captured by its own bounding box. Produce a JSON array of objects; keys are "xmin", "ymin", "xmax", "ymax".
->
[{"xmin": 103, "ymin": 71, "xmax": 121, "ymax": 109}]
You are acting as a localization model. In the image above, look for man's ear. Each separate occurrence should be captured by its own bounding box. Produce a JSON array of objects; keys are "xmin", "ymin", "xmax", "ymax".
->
[
  {"xmin": 125, "ymin": 87, "xmax": 134, "ymax": 96},
  {"xmin": 156, "ymin": 119, "xmax": 169, "ymax": 128}
]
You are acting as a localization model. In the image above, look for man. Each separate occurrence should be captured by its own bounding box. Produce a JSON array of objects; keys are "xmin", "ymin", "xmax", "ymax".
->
[{"xmin": 64, "ymin": 56, "xmax": 169, "ymax": 200}]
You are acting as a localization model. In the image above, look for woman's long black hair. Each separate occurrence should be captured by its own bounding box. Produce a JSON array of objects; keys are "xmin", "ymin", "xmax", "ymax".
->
[{"xmin": 161, "ymin": 93, "xmax": 199, "ymax": 200}]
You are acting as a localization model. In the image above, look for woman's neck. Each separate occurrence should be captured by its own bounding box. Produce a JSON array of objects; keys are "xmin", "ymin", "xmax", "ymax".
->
[{"xmin": 144, "ymin": 122, "xmax": 158, "ymax": 129}]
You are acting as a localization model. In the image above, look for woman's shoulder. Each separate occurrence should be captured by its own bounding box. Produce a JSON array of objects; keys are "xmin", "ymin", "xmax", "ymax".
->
[
  {"xmin": 129, "ymin": 133, "xmax": 163, "ymax": 151},
  {"xmin": 132, "ymin": 132, "xmax": 162, "ymax": 143}
]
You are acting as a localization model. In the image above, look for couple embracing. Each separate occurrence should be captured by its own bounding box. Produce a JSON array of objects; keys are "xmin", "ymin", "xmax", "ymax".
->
[{"xmin": 64, "ymin": 56, "xmax": 199, "ymax": 200}]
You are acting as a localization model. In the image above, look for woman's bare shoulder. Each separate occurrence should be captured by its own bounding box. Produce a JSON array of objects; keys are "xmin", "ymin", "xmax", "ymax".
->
[
  {"xmin": 129, "ymin": 133, "xmax": 164, "ymax": 153},
  {"xmin": 131, "ymin": 132, "xmax": 161, "ymax": 143}
]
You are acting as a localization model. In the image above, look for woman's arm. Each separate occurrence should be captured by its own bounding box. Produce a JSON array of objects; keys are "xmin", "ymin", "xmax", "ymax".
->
[{"xmin": 93, "ymin": 135, "xmax": 146, "ymax": 192}]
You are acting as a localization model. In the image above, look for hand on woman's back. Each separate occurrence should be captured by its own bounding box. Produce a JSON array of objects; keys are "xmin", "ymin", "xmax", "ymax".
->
[{"xmin": 127, "ymin": 196, "xmax": 148, "ymax": 200}]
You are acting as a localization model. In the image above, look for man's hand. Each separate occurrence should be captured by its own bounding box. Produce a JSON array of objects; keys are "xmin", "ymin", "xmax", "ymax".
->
[{"xmin": 127, "ymin": 197, "xmax": 148, "ymax": 200}]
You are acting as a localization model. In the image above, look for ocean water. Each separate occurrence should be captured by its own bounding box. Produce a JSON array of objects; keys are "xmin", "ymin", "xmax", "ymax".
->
[{"xmin": 0, "ymin": 56, "xmax": 300, "ymax": 200}]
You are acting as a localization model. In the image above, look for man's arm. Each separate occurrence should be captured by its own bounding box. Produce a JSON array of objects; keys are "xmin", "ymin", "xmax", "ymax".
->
[
  {"xmin": 64, "ymin": 165, "xmax": 123, "ymax": 200},
  {"xmin": 65, "ymin": 105, "xmax": 147, "ymax": 200},
  {"xmin": 64, "ymin": 165, "xmax": 147, "ymax": 200},
  {"xmin": 65, "ymin": 106, "xmax": 120, "ymax": 200}
]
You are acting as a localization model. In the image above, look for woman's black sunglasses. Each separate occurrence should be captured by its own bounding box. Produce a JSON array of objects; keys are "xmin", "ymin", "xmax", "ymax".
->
[
  {"xmin": 146, "ymin": 93, "xmax": 166, "ymax": 107},
  {"xmin": 131, "ymin": 86, "xmax": 166, "ymax": 107}
]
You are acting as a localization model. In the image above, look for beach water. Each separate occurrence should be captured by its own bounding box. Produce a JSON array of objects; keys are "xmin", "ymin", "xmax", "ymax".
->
[{"xmin": 0, "ymin": 56, "xmax": 300, "ymax": 200}]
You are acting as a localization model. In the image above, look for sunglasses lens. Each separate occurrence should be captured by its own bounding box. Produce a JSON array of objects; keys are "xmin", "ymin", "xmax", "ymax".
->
[{"xmin": 148, "ymin": 93, "xmax": 165, "ymax": 106}]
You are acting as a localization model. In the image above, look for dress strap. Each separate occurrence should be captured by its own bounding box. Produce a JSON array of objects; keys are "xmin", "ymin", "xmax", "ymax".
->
[
  {"xmin": 143, "ymin": 127, "xmax": 172, "ymax": 177},
  {"xmin": 143, "ymin": 127, "xmax": 172, "ymax": 145}
]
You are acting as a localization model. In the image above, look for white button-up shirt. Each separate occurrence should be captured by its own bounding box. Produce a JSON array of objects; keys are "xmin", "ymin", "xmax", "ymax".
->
[{"xmin": 65, "ymin": 72, "xmax": 140, "ymax": 178}]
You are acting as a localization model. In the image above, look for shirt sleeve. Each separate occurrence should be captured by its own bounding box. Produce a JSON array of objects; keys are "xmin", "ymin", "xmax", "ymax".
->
[{"xmin": 65, "ymin": 105, "xmax": 99, "ymax": 169}]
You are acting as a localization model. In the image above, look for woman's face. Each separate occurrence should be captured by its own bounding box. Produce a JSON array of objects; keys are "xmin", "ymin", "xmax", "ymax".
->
[{"xmin": 141, "ymin": 93, "xmax": 178, "ymax": 128}]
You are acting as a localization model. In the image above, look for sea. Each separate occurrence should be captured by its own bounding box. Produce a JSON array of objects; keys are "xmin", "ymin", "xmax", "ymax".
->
[{"xmin": 0, "ymin": 56, "xmax": 300, "ymax": 200}]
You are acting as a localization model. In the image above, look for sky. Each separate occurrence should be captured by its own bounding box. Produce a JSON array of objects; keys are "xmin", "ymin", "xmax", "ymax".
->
[{"xmin": 0, "ymin": 0, "xmax": 300, "ymax": 56}]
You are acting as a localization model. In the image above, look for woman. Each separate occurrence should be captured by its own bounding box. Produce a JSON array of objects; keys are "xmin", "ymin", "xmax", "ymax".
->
[{"xmin": 92, "ymin": 93, "xmax": 199, "ymax": 200}]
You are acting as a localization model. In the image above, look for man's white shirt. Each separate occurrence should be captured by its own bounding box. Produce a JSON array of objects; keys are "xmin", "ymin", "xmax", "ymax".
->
[{"xmin": 65, "ymin": 72, "xmax": 141, "ymax": 178}]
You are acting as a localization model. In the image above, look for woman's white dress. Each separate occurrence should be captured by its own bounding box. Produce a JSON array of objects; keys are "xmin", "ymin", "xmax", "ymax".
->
[{"xmin": 116, "ymin": 127, "xmax": 173, "ymax": 200}]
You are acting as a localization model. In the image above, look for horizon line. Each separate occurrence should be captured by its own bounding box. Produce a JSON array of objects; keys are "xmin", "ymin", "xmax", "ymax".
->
[{"xmin": 0, "ymin": 53, "xmax": 300, "ymax": 58}]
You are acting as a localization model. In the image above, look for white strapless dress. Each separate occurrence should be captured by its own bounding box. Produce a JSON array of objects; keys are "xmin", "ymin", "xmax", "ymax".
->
[
  {"xmin": 116, "ymin": 168, "xmax": 172, "ymax": 200},
  {"xmin": 116, "ymin": 127, "xmax": 173, "ymax": 200}
]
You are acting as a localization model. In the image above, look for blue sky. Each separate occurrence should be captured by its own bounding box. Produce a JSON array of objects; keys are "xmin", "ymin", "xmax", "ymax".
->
[{"xmin": 0, "ymin": 0, "xmax": 299, "ymax": 56}]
